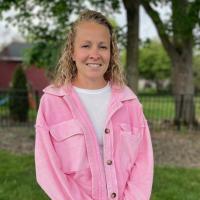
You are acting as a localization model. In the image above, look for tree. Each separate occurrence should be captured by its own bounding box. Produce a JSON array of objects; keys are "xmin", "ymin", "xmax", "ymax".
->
[
  {"xmin": 139, "ymin": 40, "xmax": 171, "ymax": 92},
  {"xmin": 23, "ymin": 40, "xmax": 62, "ymax": 77},
  {"xmin": 122, "ymin": 0, "xmax": 140, "ymax": 93},
  {"xmin": 9, "ymin": 66, "xmax": 29, "ymax": 122},
  {"xmin": 141, "ymin": 0, "xmax": 200, "ymax": 126},
  {"xmin": 120, "ymin": 40, "xmax": 171, "ymax": 92}
]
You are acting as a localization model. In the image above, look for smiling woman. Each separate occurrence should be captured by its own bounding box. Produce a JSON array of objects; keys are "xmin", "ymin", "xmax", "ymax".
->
[
  {"xmin": 72, "ymin": 21, "xmax": 111, "ymax": 89},
  {"xmin": 34, "ymin": 10, "xmax": 154, "ymax": 200},
  {"xmin": 53, "ymin": 9, "xmax": 124, "ymax": 88}
]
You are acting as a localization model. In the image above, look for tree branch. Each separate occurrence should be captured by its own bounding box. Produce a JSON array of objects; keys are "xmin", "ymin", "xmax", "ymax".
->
[
  {"xmin": 141, "ymin": 0, "xmax": 176, "ymax": 59},
  {"xmin": 187, "ymin": 1, "xmax": 200, "ymax": 30}
]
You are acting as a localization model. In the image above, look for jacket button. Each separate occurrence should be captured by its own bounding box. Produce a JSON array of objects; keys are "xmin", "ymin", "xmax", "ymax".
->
[
  {"xmin": 111, "ymin": 192, "xmax": 116, "ymax": 198},
  {"xmin": 107, "ymin": 160, "xmax": 112, "ymax": 165},
  {"xmin": 105, "ymin": 128, "xmax": 110, "ymax": 134}
]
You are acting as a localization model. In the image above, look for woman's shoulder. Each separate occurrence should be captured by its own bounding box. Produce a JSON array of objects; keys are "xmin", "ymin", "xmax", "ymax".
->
[
  {"xmin": 37, "ymin": 84, "xmax": 71, "ymax": 118},
  {"xmin": 38, "ymin": 84, "xmax": 67, "ymax": 108},
  {"xmin": 112, "ymin": 83, "xmax": 139, "ymax": 102},
  {"xmin": 42, "ymin": 84, "xmax": 66, "ymax": 97}
]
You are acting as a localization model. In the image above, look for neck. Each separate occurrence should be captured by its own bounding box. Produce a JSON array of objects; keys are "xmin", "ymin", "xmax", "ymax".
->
[{"xmin": 72, "ymin": 78, "xmax": 107, "ymax": 89}]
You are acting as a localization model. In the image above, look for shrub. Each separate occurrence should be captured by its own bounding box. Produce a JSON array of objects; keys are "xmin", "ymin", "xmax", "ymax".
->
[{"xmin": 9, "ymin": 66, "xmax": 29, "ymax": 122}]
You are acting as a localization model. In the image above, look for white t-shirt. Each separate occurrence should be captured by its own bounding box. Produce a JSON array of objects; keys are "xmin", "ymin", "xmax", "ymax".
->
[{"xmin": 73, "ymin": 83, "xmax": 111, "ymax": 157}]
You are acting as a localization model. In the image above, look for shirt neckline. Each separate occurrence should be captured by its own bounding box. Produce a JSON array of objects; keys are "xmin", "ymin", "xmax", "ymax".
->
[{"xmin": 73, "ymin": 82, "xmax": 110, "ymax": 94}]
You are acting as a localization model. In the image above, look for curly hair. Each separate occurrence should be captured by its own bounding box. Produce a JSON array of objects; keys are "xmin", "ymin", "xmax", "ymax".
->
[{"xmin": 53, "ymin": 9, "xmax": 125, "ymax": 87}]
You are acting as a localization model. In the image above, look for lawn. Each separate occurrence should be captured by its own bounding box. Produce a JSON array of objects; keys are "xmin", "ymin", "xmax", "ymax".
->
[
  {"xmin": 0, "ymin": 150, "xmax": 48, "ymax": 200},
  {"xmin": 0, "ymin": 150, "xmax": 200, "ymax": 200},
  {"xmin": 151, "ymin": 166, "xmax": 200, "ymax": 200}
]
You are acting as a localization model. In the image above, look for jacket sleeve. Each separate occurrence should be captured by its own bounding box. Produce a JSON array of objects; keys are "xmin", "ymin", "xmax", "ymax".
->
[
  {"xmin": 122, "ymin": 114, "xmax": 154, "ymax": 200},
  {"xmin": 34, "ymin": 96, "xmax": 93, "ymax": 200}
]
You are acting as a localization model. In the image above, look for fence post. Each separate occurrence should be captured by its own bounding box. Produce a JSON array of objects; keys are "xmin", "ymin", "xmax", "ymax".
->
[{"xmin": 177, "ymin": 94, "xmax": 184, "ymax": 131}]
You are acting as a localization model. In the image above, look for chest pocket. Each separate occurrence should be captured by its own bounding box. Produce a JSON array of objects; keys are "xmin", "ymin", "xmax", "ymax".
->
[
  {"xmin": 118, "ymin": 123, "xmax": 143, "ymax": 168},
  {"xmin": 49, "ymin": 119, "xmax": 89, "ymax": 173}
]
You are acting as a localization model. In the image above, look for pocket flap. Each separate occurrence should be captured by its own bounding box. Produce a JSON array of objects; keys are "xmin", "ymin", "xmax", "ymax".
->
[
  {"xmin": 50, "ymin": 119, "xmax": 83, "ymax": 141},
  {"xmin": 120, "ymin": 123, "xmax": 131, "ymax": 131},
  {"xmin": 120, "ymin": 123, "xmax": 141, "ymax": 136}
]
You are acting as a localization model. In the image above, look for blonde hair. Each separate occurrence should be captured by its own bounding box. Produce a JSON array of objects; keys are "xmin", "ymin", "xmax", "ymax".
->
[{"xmin": 53, "ymin": 10, "xmax": 125, "ymax": 87}]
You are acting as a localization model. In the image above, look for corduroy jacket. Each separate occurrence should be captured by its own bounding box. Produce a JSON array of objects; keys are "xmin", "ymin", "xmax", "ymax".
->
[{"xmin": 35, "ymin": 83, "xmax": 154, "ymax": 200}]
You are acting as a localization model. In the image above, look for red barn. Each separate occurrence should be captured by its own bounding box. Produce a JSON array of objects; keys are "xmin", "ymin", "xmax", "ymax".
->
[{"xmin": 0, "ymin": 42, "xmax": 49, "ymax": 96}]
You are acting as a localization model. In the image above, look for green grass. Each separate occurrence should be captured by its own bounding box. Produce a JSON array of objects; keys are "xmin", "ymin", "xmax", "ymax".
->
[
  {"xmin": 0, "ymin": 150, "xmax": 200, "ymax": 200},
  {"xmin": 0, "ymin": 108, "xmax": 36, "ymax": 124},
  {"xmin": 0, "ymin": 150, "xmax": 48, "ymax": 200},
  {"xmin": 152, "ymin": 166, "xmax": 200, "ymax": 200},
  {"xmin": 28, "ymin": 108, "xmax": 37, "ymax": 119}
]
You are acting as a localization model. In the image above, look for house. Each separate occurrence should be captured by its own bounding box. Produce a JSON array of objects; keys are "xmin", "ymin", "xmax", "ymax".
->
[{"xmin": 0, "ymin": 42, "xmax": 49, "ymax": 96}]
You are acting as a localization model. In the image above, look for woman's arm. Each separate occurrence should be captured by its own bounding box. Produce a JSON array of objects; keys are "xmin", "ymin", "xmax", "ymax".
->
[
  {"xmin": 122, "ymin": 118, "xmax": 154, "ymax": 200},
  {"xmin": 35, "ymin": 125, "xmax": 76, "ymax": 200},
  {"xmin": 35, "ymin": 96, "xmax": 93, "ymax": 200}
]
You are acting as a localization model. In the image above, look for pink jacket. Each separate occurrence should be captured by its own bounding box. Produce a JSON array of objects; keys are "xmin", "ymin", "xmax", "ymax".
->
[{"xmin": 35, "ymin": 83, "xmax": 154, "ymax": 200}]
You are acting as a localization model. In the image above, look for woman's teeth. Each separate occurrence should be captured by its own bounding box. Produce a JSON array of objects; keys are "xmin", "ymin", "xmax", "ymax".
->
[{"xmin": 87, "ymin": 63, "xmax": 101, "ymax": 68}]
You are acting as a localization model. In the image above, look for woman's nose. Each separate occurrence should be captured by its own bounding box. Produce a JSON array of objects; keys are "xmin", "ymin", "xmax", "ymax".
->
[{"xmin": 89, "ymin": 48, "xmax": 100, "ymax": 60}]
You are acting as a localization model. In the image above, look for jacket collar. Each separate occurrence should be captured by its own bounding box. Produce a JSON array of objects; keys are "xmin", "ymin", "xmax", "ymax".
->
[{"xmin": 43, "ymin": 82, "xmax": 137, "ymax": 102}]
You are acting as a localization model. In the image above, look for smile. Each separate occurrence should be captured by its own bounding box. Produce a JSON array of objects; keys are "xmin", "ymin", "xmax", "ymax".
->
[{"xmin": 86, "ymin": 63, "xmax": 102, "ymax": 68}]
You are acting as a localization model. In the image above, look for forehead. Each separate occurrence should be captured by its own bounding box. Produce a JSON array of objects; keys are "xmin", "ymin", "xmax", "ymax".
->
[{"xmin": 74, "ymin": 21, "xmax": 111, "ymax": 43}]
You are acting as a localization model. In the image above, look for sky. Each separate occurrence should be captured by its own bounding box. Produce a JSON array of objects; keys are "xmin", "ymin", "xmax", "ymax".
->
[
  {"xmin": 0, "ymin": 5, "xmax": 159, "ymax": 48},
  {"xmin": 115, "ymin": 5, "xmax": 159, "ymax": 40}
]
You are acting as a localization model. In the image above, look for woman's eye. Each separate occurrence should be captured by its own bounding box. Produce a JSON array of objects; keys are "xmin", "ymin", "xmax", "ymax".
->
[
  {"xmin": 100, "ymin": 46, "xmax": 107, "ymax": 49},
  {"xmin": 81, "ymin": 45, "xmax": 89, "ymax": 48}
]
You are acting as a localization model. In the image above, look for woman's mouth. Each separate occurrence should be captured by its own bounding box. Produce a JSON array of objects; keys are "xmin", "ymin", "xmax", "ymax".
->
[{"xmin": 86, "ymin": 63, "xmax": 102, "ymax": 68}]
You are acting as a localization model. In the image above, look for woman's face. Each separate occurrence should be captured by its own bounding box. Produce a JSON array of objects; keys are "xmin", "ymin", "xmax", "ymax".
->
[{"xmin": 72, "ymin": 21, "xmax": 111, "ymax": 88}]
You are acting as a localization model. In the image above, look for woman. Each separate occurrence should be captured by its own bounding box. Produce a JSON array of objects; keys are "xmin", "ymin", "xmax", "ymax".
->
[{"xmin": 35, "ymin": 10, "xmax": 153, "ymax": 200}]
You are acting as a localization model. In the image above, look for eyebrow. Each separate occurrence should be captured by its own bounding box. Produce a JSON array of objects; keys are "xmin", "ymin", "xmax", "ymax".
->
[
  {"xmin": 81, "ymin": 40, "xmax": 108, "ymax": 45},
  {"xmin": 99, "ymin": 41, "xmax": 108, "ymax": 45},
  {"xmin": 82, "ymin": 40, "xmax": 91, "ymax": 43}
]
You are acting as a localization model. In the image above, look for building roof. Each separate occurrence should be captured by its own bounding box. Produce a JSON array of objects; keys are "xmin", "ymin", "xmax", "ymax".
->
[{"xmin": 0, "ymin": 42, "xmax": 32, "ymax": 61}]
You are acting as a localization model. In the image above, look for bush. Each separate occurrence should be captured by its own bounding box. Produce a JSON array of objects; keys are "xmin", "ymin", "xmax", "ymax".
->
[{"xmin": 9, "ymin": 66, "xmax": 29, "ymax": 122}]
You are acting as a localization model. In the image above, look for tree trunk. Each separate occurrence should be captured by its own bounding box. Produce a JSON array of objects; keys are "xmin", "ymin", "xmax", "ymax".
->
[
  {"xmin": 170, "ymin": 0, "xmax": 196, "ymax": 127},
  {"xmin": 122, "ymin": 0, "xmax": 140, "ymax": 93},
  {"xmin": 141, "ymin": 0, "xmax": 197, "ymax": 127},
  {"xmin": 171, "ymin": 47, "xmax": 196, "ymax": 127}
]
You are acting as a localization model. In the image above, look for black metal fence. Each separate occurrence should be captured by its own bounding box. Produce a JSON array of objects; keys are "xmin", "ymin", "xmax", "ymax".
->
[
  {"xmin": 0, "ymin": 89, "xmax": 40, "ymax": 126},
  {"xmin": 139, "ymin": 94, "xmax": 200, "ymax": 131},
  {"xmin": 0, "ymin": 89, "xmax": 200, "ymax": 131}
]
